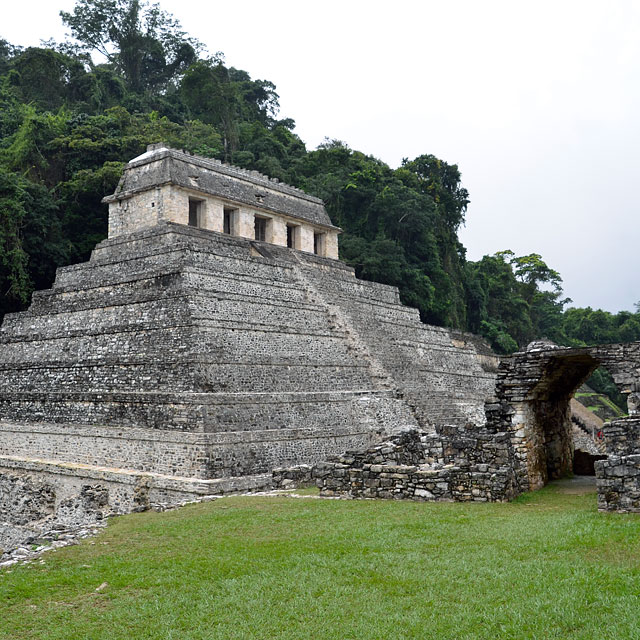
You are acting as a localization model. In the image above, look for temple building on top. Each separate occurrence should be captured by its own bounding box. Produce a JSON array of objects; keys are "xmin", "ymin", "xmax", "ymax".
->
[{"xmin": 103, "ymin": 144, "xmax": 340, "ymax": 258}]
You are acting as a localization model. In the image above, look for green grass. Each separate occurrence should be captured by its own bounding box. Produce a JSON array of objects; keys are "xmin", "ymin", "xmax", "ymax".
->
[{"xmin": 1, "ymin": 484, "xmax": 639, "ymax": 640}]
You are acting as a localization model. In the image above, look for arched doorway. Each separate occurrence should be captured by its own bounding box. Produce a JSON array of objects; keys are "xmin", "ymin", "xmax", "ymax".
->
[
  {"xmin": 527, "ymin": 353, "xmax": 599, "ymax": 488},
  {"xmin": 488, "ymin": 341, "xmax": 640, "ymax": 492}
]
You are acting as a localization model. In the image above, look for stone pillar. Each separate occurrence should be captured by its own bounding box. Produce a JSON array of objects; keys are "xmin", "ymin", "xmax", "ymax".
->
[
  {"xmin": 236, "ymin": 208, "xmax": 255, "ymax": 239},
  {"xmin": 299, "ymin": 225, "xmax": 315, "ymax": 253},
  {"xmin": 107, "ymin": 202, "xmax": 123, "ymax": 237},
  {"xmin": 205, "ymin": 199, "xmax": 224, "ymax": 233},
  {"xmin": 270, "ymin": 217, "xmax": 287, "ymax": 247},
  {"xmin": 325, "ymin": 232, "xmax": 339, "ymax": 260}
]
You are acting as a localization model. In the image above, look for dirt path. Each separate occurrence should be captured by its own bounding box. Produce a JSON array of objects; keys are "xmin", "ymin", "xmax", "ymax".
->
[{"xmin": 550, "ymin": 475, "xmax": 597, "ymax": 494}]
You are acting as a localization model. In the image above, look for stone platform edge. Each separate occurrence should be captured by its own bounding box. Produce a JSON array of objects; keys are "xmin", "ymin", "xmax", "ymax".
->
[{"xmin": 0, "ymin": 455, "xmax": 272, "ymax": 499}]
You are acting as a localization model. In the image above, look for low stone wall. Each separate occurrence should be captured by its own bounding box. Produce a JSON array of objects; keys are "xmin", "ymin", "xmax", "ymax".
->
[
  {"xmin": 0, "ymin": 463, "xmax": 116, "ymax": 557},
  {"xmin": 314, "ymin": 461, "xmax": 454, "ymax": 500},
  {"xmin": 314, "ymin": 460, "xmax": 517, "ymax": 503},
  {"xmin": 295, "ymin": 428, "xmax": 520, "ymax": 503}
]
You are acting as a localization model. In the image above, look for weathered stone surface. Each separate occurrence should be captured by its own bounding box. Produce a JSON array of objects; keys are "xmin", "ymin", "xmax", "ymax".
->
[
  {"xmin": 302, "ymin": 341, "xmax": 640, "ymax": 511},
  {"xmin": 0, "ymin": 473, "xmax": 55, "ymax": 526},
  {"xmin": 272, "ymin": 465, "xmax": 313, "ymax": 489},
  {"xmin": 595, "ymin": 419, "xmax": 640, "ymax": 512},
  {"xmin": 104, "ymin": 146, "xmax": 336, "ymax": 230}
]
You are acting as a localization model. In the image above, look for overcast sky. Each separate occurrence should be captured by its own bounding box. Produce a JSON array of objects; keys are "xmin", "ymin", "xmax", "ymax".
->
[{"xmin": 3, "ymin": 1, "xmax": 639, "ymax": 312}]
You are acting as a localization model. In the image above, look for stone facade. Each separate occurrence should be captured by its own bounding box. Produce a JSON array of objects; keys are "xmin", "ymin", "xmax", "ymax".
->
[{"xmin": 0, "ymin": 222, "xmax": 498, "ymax": 481}]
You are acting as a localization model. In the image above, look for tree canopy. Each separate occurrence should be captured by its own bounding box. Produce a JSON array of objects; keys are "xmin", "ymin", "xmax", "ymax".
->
[{"xmin": 60, "ymin": 0, "xmax": 199, "ymax": 92}]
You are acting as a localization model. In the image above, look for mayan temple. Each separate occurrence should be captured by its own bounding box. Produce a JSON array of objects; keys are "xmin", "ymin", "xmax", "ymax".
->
[
  {"xmin": 2, "ymin": 141, "xmax": 640, "ymax": 554},
  {"xmin": 0, "ymin": 145, "xmax": 498, "ymax": 507}
]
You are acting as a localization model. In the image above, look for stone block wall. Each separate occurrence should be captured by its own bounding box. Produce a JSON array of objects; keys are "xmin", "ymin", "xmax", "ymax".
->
[
  {"xmin": 0, "ymin": 221, "xmax": 496, "ymax": 437},
  {"xmin": 599, "ymin": 418, "xmax": 640, "ymax": 456},
  {"xmin": 0, "ymin": 455, "xmax": 270, "ymax": 556},
  {"xmin": 108, "ymin": 185, "xmax": 161, "ymax": 237},
  {"xmin": 596, "ymin": 417, "xmax": 640, "ymax": 512},
  {"xmin": 0, "ymin": 399, "xmax": 402, "ymax": 479},
  {"xmin": 310, "ymin": 428, "xmax": 520, "ymax": 503},
  {"xmin": 596, "ymin": 455, "xmax": 640, "ymax": 512}
]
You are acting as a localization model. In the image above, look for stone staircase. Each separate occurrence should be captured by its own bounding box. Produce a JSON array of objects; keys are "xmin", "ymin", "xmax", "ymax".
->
[
  {"xmin": 291, "ymin": 253, "xmax": 396, "ymax": 393},
  {"xmin": 295, "ymin": 252, "xmax": 498, "ymax": 429},
  {"xmin": 570, "ymin": 398, "xmax": 607, "ymax": 454}
]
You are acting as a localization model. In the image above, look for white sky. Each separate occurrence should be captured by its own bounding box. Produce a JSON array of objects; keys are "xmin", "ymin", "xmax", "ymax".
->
[{"xmin": 3, "ymin": 0, "xmax": 640, "ymax": 312}]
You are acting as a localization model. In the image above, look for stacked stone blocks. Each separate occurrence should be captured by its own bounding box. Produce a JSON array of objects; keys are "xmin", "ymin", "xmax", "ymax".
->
[
  {"xmin": 596, "ymin": 418, "xmax": 640, "ymax": 512},
  {"xmin": 303, "ymin": 428, "xmax": 519, "ymax": 503}
]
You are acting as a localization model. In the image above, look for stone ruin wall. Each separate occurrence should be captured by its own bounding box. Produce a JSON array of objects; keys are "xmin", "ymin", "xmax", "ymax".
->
[
  {"xmin": 110, "ymin": 183, "xmax": 339, "ymax": 258},
  {"xmin": 274, "ymin": 426, "xmax": 519, "ymax": 503},
  {"xmin": 479, "ymin": 341, "xmax": 640, "ymax": 510},
  {"xmin": 484, "ymin": 341, "xmax": 640, "ymax": 493},
  {"xmin": 4, "ymin": 219, "xmax": 640, "ymax": 529},
  {"xmin": 596, "ymin": 418, "xmax": 640, "ymax": 512}
]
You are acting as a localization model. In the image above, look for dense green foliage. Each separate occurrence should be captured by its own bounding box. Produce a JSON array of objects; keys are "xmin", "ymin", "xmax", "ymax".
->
[
  {"xmin": 1, "ymin": 0, "xmax": 639, "ymax": 359},
  {"xmin": 2, "ymin": 483, "xmax": 640, "ymax": 639}
]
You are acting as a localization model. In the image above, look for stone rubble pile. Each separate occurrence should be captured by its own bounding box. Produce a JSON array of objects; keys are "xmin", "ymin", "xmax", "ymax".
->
[{"xmin": 0, "ymin": 522, "xmax": 106, "ymax": 569}]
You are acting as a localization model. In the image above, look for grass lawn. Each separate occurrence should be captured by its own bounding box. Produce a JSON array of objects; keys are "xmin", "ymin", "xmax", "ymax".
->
[{"xmin": 1, "ymin": 482, "xmax": 639, "ymax": 640}]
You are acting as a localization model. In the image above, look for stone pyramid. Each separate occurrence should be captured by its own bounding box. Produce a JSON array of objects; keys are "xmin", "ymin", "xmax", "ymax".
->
[{"xmin": 0, "ymin": 147, "xmax": 497, "ymax": 501}]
